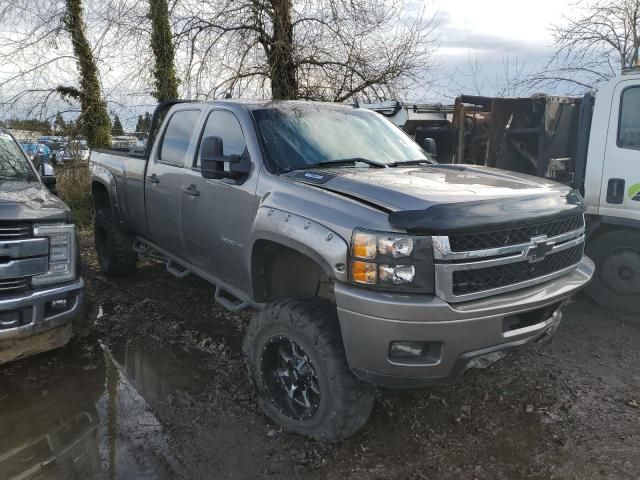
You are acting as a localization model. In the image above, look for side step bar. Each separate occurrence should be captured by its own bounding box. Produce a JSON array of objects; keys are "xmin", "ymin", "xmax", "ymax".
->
[{"xmin": 132, "ymin": 237, "xmax": 262, "ymax": 312}]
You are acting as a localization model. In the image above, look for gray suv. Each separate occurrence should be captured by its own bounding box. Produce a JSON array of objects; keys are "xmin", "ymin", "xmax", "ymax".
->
[{"xmin": 90, "ymin": 100, "xmax": 593, "ymax": 441}]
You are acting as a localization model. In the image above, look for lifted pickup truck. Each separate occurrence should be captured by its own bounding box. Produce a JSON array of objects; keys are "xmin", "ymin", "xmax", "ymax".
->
[
  {"xmin": 0, "ymin": 129, "xmax": 83, "ymax": 364},
  {"xmin": 91, "ymin": 100, "xmax": 593, "ymax": 441}
]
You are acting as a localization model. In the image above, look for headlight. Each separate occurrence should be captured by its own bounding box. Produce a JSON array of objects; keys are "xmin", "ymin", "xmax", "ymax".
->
[
  {"xmin": 32, "ymin": 224, "xmax": 77, "ymax": 286},
  {"xmin": 350, "ymin": 229, "xmax": 434, "ymax": 293}
]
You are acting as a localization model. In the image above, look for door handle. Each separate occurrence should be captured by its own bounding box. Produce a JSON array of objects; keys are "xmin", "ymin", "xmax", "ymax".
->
[
  {"xmin": 182, "ymin": 184, "xmax": 200, "ymax": 196},
  {"xmin": 148, "ymin": 173, "xmax": 160, "ymax": 184}
]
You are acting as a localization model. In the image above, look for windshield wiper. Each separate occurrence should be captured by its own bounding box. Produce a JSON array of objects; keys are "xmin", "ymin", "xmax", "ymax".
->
[
  {"xmin": 388, "ymin": 158, "xmax": 437, "ymax": 167},
  {"xmin": 285, "ymin": 157, "xmax": 387, "ymax": 172}
]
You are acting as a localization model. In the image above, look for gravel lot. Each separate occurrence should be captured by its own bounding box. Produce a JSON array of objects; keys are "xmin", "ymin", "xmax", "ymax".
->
[{"xmin": 1, "ymin": 233, "xmax": 639, "ymax": 479}]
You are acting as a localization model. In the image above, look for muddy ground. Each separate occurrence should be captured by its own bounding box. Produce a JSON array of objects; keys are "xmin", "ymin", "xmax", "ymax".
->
[{"xmin": 1, "ymin": 233, "xmax": 639, "ymax": 479}]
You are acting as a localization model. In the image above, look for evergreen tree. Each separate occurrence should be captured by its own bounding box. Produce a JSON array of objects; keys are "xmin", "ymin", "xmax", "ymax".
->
[
  {"xmin": 111, "ymin": 114, "xmax": 124, "ymax": 136},
  {"xmin": 54, "ymin": 112, "xmax": 67, "ymax": 134}
]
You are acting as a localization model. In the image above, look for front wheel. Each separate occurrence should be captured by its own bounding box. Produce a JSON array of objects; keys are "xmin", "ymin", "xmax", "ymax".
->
[
  {"xmin": 243, "ymin": 298, "xmax": 375, "ymax": 442},
  {"xmin": 585, "ymin": 230, "xmax": 640, "ymax": 312},
  {"xmin": 94, "ymin": 209, "xmax": 138, "ymax": 277}
]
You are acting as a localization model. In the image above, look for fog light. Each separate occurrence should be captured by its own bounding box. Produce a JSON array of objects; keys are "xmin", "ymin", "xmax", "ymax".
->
[{"xmin": 389, "ymin": 341, "xmax": 442, "ymax": 364}]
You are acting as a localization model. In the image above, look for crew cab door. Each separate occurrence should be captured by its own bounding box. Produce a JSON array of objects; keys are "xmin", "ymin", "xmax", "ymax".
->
[
  {"xmin": 180, "ymin": 109, "xmax": 258, "ymax": 290},
  {"xmin": 145, "ymin": 108, "xmax": 201, "ymax": 255},
  {"xmin": 600, "ymin": 81, "xmax": 640, "ymax": 222}
]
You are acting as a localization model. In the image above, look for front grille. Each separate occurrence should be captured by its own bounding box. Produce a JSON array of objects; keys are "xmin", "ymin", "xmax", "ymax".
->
[
  {"xmin": 449, "ymin": 215, "xmax": 584, "ymax": 252},
  {"xmin": 0, "ymin": 277, "xmax": 30, "ymax": 297},
  {"xmin": 0, "ymin": 223, "xmax": 32, "ymax": 240},
  {"xmin": 452, "ymin": 244, "xmax": 584, "ymax": 296}
]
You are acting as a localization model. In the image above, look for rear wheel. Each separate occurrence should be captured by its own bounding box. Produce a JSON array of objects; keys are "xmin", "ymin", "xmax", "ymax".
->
[
  {"xmin": 94, "ymin": 209, "xmax": 138, "ymax": 277},
  {"xmin": 243, "ymin": 297, "xmax": 375, "ymax": 441},
  {"xmin": 586, "ymin": 230, "xmax": 640, "ymax": 312}
]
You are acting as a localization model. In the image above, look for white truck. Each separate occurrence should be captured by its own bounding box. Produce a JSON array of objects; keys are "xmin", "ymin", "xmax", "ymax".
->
[{"xmin": 365, "ymin": 70, "xmax": 640, "ymax": 312}]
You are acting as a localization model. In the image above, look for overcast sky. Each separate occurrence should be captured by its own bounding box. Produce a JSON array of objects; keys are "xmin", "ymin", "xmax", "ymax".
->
[{"xmin": 425, "ymin": 0, "xmax": 574, "ymax": 100}]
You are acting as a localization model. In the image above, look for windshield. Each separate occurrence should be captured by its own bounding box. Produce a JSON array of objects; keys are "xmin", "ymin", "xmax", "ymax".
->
[
  {"xmin": 252, "ymin": 105, "xmax": 431, "ymax": 172},
  {"xmin": 0, "ymin": 133, "xmax": 37, "ymax": 181}
]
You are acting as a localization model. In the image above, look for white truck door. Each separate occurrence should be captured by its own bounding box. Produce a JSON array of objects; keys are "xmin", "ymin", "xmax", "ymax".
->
[{"xmin": 599, "ymin": 79, "xmax": 640, "ymax": 223}]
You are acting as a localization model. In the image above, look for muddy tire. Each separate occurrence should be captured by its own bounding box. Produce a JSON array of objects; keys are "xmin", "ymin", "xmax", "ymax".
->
[
  {"xmin": 243, "ymin": 297, "xmax": 375, "ymax": 442},
  {"xmin": 586, "ymin": 230, "xmax": 640, "ymax": 312},
  {"xmin": 94, "ymin": 208, "xmax": 138, "ymax": 277}
]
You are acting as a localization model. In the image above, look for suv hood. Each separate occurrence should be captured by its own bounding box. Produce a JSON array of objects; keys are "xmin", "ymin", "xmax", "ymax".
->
[
  {"xmin": 288, "ymin": 164, "xmax": 584, "ymax": 234},
  {"xmin": 0, "ymin": 181, "xmax": 70, "ymax": 223}
]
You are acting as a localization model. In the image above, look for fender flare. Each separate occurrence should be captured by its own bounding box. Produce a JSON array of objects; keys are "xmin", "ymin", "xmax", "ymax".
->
[
  {"xmin": 91, "ymin": 164, "xmax": 121, "ymax": 219},
  {"xmin": 249, "ymin": 207, "xmax": 349, "ymax": 283}
]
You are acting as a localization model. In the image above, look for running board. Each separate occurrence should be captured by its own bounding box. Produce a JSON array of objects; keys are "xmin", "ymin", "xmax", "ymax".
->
[
  {"xmin": 214, "ymin": 287, "xmax": 249, "ymax": 312},
  {"xmin": 132, "ymin": 236, "xmax": 263, "ymax": 312},
  {"xmin": 166, "ymin": 260, "xmax": 190, "ymax": 278}
]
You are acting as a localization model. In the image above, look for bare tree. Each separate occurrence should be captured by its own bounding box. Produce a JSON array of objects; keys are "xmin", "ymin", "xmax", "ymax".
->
[
  {"xmin": 174, "ymin": 0, "xmax": 437, "ymax": 101},
  {"xmin": 526, "ymin": 0, "xmax": 640, "ymax": 92}
]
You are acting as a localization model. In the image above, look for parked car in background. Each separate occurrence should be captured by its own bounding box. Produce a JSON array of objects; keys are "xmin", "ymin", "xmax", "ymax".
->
[
  {"xmin": 57, "ymin": 140, "xmax": 90, "ymax": 164},
  {"xmin": 21, "ymin": 142, "xmax": 51, "ymax": 166},
  {"xmin": 38, "ymin": 136, "xmax": 64, "ymax": 163},
  {"xmin": 0, "ymin": 128, "xmax": 84, "ymax": 364}
]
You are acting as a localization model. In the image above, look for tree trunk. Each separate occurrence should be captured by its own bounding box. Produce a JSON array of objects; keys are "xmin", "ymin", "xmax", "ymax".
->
[
  {"xmin": 269, "ymin": 0, "xmax": 297, "ymax": 99},
  {"xmin": 64, "ymin": 0, "xmax": 111, "ymax": 149},
  {"xmin": 149, "ymin": 0, "xmax": 180, "ymax": 101}
]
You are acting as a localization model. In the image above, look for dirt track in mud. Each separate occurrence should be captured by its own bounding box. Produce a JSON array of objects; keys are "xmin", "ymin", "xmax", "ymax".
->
[{"xmin": 1, "ymin": 233, "xmax": 639, "ymax": 479}]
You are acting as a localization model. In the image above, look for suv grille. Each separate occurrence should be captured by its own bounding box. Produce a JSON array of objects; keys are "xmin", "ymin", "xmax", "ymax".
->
[
  {"xmin": 449, "ymin": 215, "xmax": 584, "ymax": 252},
  {"xmin": 0, "ymin": 278, "xmax": 30, "ymax": 296},
  {"xmin": 452, "ymin": 244, "xmax": 584, "ymax": 296}
]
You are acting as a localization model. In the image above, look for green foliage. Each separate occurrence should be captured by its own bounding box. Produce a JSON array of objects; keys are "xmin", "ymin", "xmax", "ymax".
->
[
  {"xmin": 6, "ymin": 118, "xmax": 51, "ymax": 134},
  {"xmin": 149, "ymin": 0, "xmax": 180, "ymax": 101},
  {"xmin": 63, "ymin": 0, "xmax": 111, "ymax": 149},
  {"xmin": 53, "ymin": 112, "xmax": 67, "ymax": 134},
  {"xmin": 111, "ymin": 114, "xmax": 124, "ymax": 136}
]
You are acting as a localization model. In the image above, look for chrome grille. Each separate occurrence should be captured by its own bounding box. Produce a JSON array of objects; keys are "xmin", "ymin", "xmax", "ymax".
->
[
  {"xmin": 449, "ymin": 215, "xmax": 584, "ymax": 252},
  {"xmin": 433, "ymin": 215, "xmax": 586, "ymax": 302}
]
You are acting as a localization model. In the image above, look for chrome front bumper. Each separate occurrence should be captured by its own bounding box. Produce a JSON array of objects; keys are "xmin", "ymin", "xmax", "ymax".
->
[
  {"xmin": 335, "ymin": 258, "xmax": 594, "ymax": 388},
  {"xmin": 0, "ymin": 278, "xmax": 84, "ymax": 341}
]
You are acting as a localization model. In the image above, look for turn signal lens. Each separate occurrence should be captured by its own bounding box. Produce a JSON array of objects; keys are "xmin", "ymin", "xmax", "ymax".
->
[
  {"xmin": 353, "ymin": 232, "xmax": 377, "ymax": 259},
  {"xmin": 351, "ymin": 260, "xmax": 377, "ymax": 284}
]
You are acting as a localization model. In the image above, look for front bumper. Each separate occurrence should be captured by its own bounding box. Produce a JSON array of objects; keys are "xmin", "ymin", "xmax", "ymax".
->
[
  {"xmin": 0, "ymin": 278, "xmax": 84, "ymax": 342},
  {"xmin": 336, "ymin": 258, "xmax": 594, "ymax": 388}
]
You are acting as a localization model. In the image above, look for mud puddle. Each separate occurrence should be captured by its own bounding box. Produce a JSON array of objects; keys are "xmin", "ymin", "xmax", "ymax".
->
[{"xmin": 0, "ymin": 335, "xmax": 208, "ymax": 480}]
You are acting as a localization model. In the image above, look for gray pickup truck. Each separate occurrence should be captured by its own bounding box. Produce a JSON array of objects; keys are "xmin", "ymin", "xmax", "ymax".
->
[
  {"xmin": 90, "ymin": 100, "xmax": 594, "ymax": 441},
  {"xmin": 0, "ymin": 129, "xmax": 83, "ymax": 364}
]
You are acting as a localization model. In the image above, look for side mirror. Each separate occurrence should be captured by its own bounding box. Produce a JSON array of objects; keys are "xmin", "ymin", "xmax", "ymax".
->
[
  {"xmin": 41, "ymin": 175, "xmax": 57, "ymax": 194},
  {"xmin": 200, "ymin": 136, "xmax": 251, "ymax": 180},
  {"xmin": 421, "ymin": 137, "xmax": 438, "ymax": 159}
]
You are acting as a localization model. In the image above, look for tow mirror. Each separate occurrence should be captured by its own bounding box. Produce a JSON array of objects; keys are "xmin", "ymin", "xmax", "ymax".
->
[
  {"xmin": 200, "ymin": 135, "xmax": 251, "ymax": 180},
  {"xmin": 421, "ymin": 137, "xmax": 438, "ymax": 159},
  {"xmin": 41, "ymin": 174, "xmax": 57, "ymax": 194}
]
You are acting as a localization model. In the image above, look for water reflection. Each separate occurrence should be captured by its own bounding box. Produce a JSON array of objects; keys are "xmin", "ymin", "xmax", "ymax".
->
[{"xmin": 0, "ymin": 337, "xmax": 205, "ymax": 479}]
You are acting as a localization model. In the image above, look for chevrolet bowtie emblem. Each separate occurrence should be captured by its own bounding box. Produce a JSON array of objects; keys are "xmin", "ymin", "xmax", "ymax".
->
[{"xmin": 525, "ymin": 236, "xmax": 554, "ymax": 263}]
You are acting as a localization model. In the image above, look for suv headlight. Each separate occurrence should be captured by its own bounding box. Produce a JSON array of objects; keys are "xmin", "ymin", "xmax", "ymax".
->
[
  {"xmin": 32, "ymin": 224, "xmax": 77, "ymax": 286},
  {"xmin": 350, "ymin": 229, "xmax": 434, "ymax": 293}
]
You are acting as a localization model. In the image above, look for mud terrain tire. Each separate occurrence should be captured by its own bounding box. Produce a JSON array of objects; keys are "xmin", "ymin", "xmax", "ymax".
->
[
  {"xmin": 94, "ymin": 208, "xmax": 138, "ymax": 277},
  {"xmin": 244, "ymin": 297, "xmax": 375, "ymax": 442},
  {"xmin": 586, "ymin": 230, "xmax": 640, "ymax": 312}
]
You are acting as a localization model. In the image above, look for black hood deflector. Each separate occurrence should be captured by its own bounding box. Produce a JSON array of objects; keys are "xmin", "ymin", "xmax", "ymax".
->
[{"xmin": 388, "ymin": 190, "xmax": 585, "ymax": 235}]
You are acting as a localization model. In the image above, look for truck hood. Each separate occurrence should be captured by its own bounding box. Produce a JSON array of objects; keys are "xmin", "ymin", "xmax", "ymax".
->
[
  {"xmin": 0, "ymin": 181, "xmax": 70, "ymax": 223},
  {"xmin": 287, "ymin": 164, "xmax": 584, "ymax": 234}
]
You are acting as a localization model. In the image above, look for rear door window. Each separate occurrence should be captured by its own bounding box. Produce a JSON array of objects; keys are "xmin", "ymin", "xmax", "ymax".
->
[
  {"xmin": 618, "ymin": 87, "xmax": 640, "ymax": 150},
  {"xmin": 159, "ymin": 110, "xmax": 201, "ymax": 166}
]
